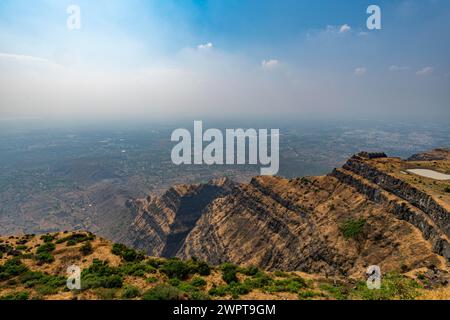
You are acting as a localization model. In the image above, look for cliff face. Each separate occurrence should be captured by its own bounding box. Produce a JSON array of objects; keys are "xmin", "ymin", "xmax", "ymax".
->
[
  {"xmin": 124, "ymin": 178, "xmax": 236, "ymax": 257},
  {"xmin": 124, "ymin": 151, "xmax": 450, "ymax": 278},
  {"xmin": 341, "ymin": 155, "xmax": 450, "ymax": 238}
]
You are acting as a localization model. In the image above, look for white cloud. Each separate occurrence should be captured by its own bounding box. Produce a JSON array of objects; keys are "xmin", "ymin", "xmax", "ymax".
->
[
  {"xmin": 339, "ymin": 24, "xmax": 351, "ymax": 33},
  {"xmin": 197, "ymin": 42, "xmax": 213, "ymax": 50},
  {"xmin": 416, "ymin": 66, "xmax": 434, "ymax": 76},
  {"xmin": 354, "ymin": 67, "xmax": 367, "ymax": 76},
  {"xmin": 389, "ymin": 65, "xmax": 410, "ymax": 72},
  {"xmin": 261, "ymin": 59, "xmax": 280, "ymax": 69},
  {"xmin": 0, "ymin": 53, "xmax": 64, "ymax": 69}
]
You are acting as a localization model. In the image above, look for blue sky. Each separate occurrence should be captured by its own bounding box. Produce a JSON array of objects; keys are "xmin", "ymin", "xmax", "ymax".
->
[{"xmin": 0, "ymin": 0, "xmax": 449, "ymax": 120}]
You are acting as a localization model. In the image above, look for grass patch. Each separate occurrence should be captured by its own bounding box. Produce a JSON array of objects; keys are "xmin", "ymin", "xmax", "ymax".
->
[
  {"xmin": 339, "ymin": 218, "xmax": 366, "ymax": 239},
  {"xmin": 94, "ymin": 288, "xmax": 118, "ymax": 300},
  {"xmin": 264, "ymin": 277, "xmax": 307, "ymax": 294},
  {"xmin": 350, "ymin": 273, "xmax": 421, "ymax": 300},
  {"xmin": 121, "ymin": 285, "xmax": 141, "ymax": 299},
  {"xmin": 298, "ymin": 290, "xmax": 324, "ymax": 300},
  {"xmin": 319, "ymin": 283, "xmax": 350, "ymax": 300},
  {"xmin": 143, "ymin": 285, "xmax": 185, "ymax": 300}
]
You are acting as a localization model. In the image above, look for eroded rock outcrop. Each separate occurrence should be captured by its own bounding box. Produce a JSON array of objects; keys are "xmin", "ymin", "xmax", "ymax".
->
[
  {"xmin": 124, "ymin": 151, "xmax": 450, "ymax": 277},
  {"xmin": 125, "ymin": 178, "xmax": 236, "ymax": 257}
]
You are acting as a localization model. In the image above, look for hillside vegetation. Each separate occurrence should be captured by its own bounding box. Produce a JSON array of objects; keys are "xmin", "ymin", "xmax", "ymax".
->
[{"xmin": 0, "ymin": 232, "xmax": 448, "ymax": 300}]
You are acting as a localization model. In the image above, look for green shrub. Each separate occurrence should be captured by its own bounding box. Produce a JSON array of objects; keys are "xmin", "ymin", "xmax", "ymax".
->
[
  {"xmin": 319, "ymin": 283, "xmax": 349, "ymax": 300},
  {"xmin": 350, "ymin": 273, "xmax": 421, "ymax": 300},
  {"xmin": 227, "ymin": 282, "xmax": 252, "ymax": 298},
  {"xmin": 160, "ymin": 259, "xmax": 190, "ymax": 280},
  {"xmin": 81, "ymin": 259, "xmax": 123, "ymax": 289},
  {"xmin": 36, "ymin": 252, "xmax": 54, "ymax": 265},
  {"xmin": 208, "ymin": 282, "xmax": 253, "ymax": 299},
  {"xmin": 119, "ymin": 262, "xmax": 156, "ymax": 277},
  {"xmin": 177, "ymin": 281, "xmax": 197, "ymax": 293},
  {"xmin": 147, "ymin": 258, "xmax": 165, "ymax": 269},
  {"xmin": 244, "ymin": 272, "xmax": 273, "ymax": 289},
  {"xmin": 0, "ymin": 258, "xmax": 29, "ymax": 280},
  {"xmin": 0, "ymin": 291, "xmax": 30, "ymax": 300},
  {"xmin": 264, "ymin": 277, "xmax": 307, "ymax": 293},
  {"xmin": 80, "ymin": 242, "xmax": 93, "ymax": 256},
  {"xmin": 121, "ymin": 285, "xmax": 141, "ymax": 299},
  {"xmin": 240, "ymin": 266, "xmax": 259, "ymax": 276},
  {"xmin": 208, "ymin": 285, "xmax": 228, "ymax": 297},
  {"xmin": 40, "ymin": 234, "xmax": 56, "ymax": 243},
  {"xmin": 339, "ymin": 218, "xmax": 366, "ymax": 239},
  {"xmin": 56, "ymin": 233, "xmax": 94, "ymax": 245},
  {"xmin": 444, "ymin": 186, "xmax": 450, "ymax": 193},
  {"xmin": 111, "ymin": 243, "xmax": 126, "ymax": 256},
  {"xmin": 66, "ymin": 240, "xmax": 77, "ymax": 246},
  {"xmin": 273, "ymin": 271, "xmax": 290, "ymax": 278},
  {"xmin": 15, "ymin": 245, "xmax": 28, "ymax": 251},
  {"xmin": 168, "ymin": 278, "xmax": 181, "ymax": 287},
  {"xmin": 189, "ymin": 291, "xmax": 211, "ymax": 300},
  {"xmin": 36, "ymin": 243, "xmax": 56, "ymax": 254},
  {"xmin": 84, "ymin": 274, "xmax": 123, "ymax": 289},
  {"xmin": 298, "ymin": 291, "xmax": 323, "ymax": 300},
  {"xmin": 111, "ymin": 243, "xmax": 144, "ymax": 262},
  {"xmin": 19, "ymin": 271, "xmax": 65, "ymax": 295},
  {"xmin": 187, "ymin": 259, "xmax": 211, "ymax": 276},
  {"xmin": 142, "ymin": 285, "xmax": 184, "ymax": 300},
  {"xmin": 221, "ymin": 263, "xmax": 238, "ymax": 284},
  {"xmin": 18, "ymin": 253, "xmax": 34, "ymax": 260},
  {"xmin": 191, "ymin": 277, "xmax": 207, "ymax": 288},
  {"xmin": 146, "ymin": 276, "xmax": 158, "ymax": 283},
  {"xmin": 35, "ymin": 242, "xmax": 56, "ymax": 264}
]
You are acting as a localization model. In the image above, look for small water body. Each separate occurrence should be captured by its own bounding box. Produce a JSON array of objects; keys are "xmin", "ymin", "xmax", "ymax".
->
[{"xmin": 406, "ymin": 169, "xmax": 450, "ymax": 180}]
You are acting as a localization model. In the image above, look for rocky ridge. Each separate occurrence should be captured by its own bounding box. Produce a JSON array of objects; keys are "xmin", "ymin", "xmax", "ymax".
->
[{"xmin": 124, "ymin": 150, "xmax": 450, "ymax": 278}]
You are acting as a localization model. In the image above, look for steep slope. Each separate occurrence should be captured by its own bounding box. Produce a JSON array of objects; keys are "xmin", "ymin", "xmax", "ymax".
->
[
  {"xmin": 124, "ymin": 178, "xmax": 236, "ymax": 257},
  {"xmin": 125, "ymin": 151, "xmax": 450, "ymax": 278},
  {"xmin": 0, "ymin": 232, "xmax": 448, "ymax": 300}
]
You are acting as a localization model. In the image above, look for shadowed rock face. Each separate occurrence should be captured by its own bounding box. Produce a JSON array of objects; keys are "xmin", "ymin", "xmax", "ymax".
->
[
  {"xmin": 124, "ymin": 178, "xmax": 236, "ymax": 257},
  {"xmin": 124, "ymin": 151, "xmax": 450, "ymax": 277}
]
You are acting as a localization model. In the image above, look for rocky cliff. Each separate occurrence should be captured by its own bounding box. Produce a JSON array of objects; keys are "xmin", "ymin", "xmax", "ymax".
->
[
  {"xmin": 124, "ymin": 178, "xmax": 236, "ymax": 257},
  {"xmin": 124, "ymin": 150, "xmax": 450, "ymax": 278}
]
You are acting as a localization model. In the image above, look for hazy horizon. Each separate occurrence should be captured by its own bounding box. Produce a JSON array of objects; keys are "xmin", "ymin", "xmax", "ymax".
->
[{"xmin": 0, "ymin": 0, "xmax": 449, "ymax": 121}]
